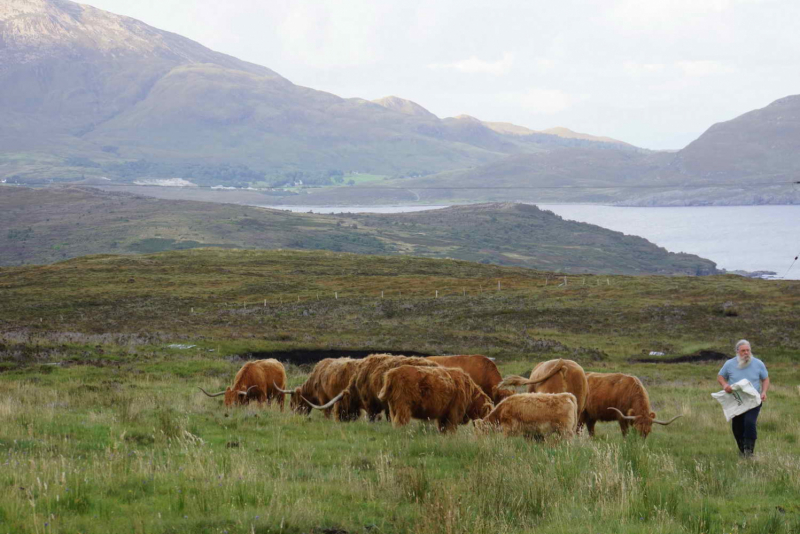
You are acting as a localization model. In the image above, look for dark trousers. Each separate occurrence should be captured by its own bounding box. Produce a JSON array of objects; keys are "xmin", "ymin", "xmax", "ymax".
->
[{"xmin": 731, "ymin": 404, "xmax": 761, "ymax": 445}]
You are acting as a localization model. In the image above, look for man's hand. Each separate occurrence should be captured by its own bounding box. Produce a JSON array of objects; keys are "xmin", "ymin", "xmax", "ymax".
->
[
  {"xmin": 761, "ymin": 392, "xmax": 767, "ymax": 402},
  {"xmin": 724, "ymin": 385, "xmax": 733, "ymax": 393}
]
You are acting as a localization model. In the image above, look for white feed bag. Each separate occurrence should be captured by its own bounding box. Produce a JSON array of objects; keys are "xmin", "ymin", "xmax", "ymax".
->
[{"xmin": 711, "ymin": 378, "xmax": 762, "ymax": 422}]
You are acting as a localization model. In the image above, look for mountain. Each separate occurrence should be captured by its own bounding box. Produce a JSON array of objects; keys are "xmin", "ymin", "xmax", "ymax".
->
[
  {"xmin": 0, "ymin": 186, "xmax": 717, "ymax": 275},
  {"xmin": 0, "ymin": 0, "xmax": 636, "ymax": 185},
  {"xmin": 286, "ymin": 96, "xmax": 800, "ymax": 207},
  {"xmin": 372, "ymin": 96, "xmax": 439, "ymax": 120},
  {"xmin": 666, "ymin": 95, "xmax": 800, "ymax": 181},
  {"xmin": 483, "ymin": 123, "xmax": 631, "ymax": 147}
]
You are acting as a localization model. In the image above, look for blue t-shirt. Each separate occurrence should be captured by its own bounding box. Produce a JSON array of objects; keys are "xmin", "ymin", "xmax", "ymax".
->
[{"xmin": 718, "ymin": 357, "xmax": 769, "ymax": 394}]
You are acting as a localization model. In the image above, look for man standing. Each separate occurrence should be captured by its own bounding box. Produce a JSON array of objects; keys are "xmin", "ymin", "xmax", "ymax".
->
[{"xmin": 717, "ymin": 340, "xmax": 770, "ymax": 457}]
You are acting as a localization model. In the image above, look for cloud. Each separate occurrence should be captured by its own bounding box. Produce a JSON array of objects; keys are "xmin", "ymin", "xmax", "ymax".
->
[
  {"xmin": 623, "ymin": 60, "xmax": 736, "ymax": 78},
  {"xmin": 676, "ymin": 60, "xmax": 737, "ymax": 76},
  {"xmin": 513, "ymin": 88, "xmax": 584, "ymax": 115},
  {"xmin": 428, "ymin": 52, "xmax": 514, "ymax": 75}
]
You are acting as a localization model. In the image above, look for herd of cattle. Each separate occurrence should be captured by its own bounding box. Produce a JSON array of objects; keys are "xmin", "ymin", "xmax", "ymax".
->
[{"xmin": 199, "ymin": 354, "xmax": 683, "ymax": 439}]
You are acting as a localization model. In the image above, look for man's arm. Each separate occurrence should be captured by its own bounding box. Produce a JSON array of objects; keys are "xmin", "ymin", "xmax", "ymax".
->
[
  {"xmin": 761, "ymin": 377, "xmax": 770, "ymax": 401},
  {"xmin": 717, "ymin": 374, "xmax": 733, "ymax": 393}
]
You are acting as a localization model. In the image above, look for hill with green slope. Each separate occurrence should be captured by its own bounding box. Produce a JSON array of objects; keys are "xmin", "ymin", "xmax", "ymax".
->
[
  {"xmin": 0, "ymin": 186, "xmax": 717, "ymax": 275},
  {"xmin": 0, "ymin": 0, "xmax": 630, "ymax": 185}
]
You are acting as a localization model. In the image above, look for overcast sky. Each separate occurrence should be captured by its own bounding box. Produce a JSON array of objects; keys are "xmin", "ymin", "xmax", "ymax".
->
[{"xmin": 86, "ymin": 0, "xmax": 800, "ymax": 149}]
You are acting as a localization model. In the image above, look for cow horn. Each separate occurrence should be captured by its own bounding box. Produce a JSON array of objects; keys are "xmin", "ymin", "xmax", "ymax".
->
[
  {"xmin": 237, "ymin": 385, "xmax": 259, "ymax": 397},
  {"xmin": 273, "ymin": 382, "xmax": 296, "ymax": 394},
  {"xmin": 198, "ymin": 387, "xmax": 225, "ymax": 398},
  {"xmin": 607, "ymin": 407, "xmax": 637, "ymax": 420},
  {"xmin": 653, "ymin": 414, "xmax": 684, "ymax": 425},
  {"xmin": 302, "ymin": 391, "xmax": 345, "ymax": 410}
]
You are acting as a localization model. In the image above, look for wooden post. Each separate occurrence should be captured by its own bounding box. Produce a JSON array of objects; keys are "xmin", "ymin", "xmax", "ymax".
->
[
  {"xmin": 264, "ymin": 299, "xmax": 267, "ymax": 307},
  {"xmin": 545, "ymin": 278, "xmax": 548, "ymax": 286},
  {"xmin": 463, "ymin": 287, "xmax": 466, "ymax": 296},
  {"xmin": 606, "ymin": 278, "xmax": 610, "ymax": 286},
  {"xmin": 497, "ymin": 281, "xmax": 501, "ymax": 291},
  {"xmin": 435, "ymin": 290, "xmax": 438, "ymax": 298},
  {"xmin": 381, "ymin": 291, "xmax": 384, "ymax": 299},
  {"xmin": 335, "ymin": 292, "xmax": 338, "ymax": 299},
  {"xmin": 564, "ymin": 276, "xmax": 567, "ymax": 286},
  {"xmin": 191, "ymin": 307, "xmax": 194, "ymax": 313},
  {"xmin": 297, "ymin": 296, "xmax": 300, "ymax": 302}
]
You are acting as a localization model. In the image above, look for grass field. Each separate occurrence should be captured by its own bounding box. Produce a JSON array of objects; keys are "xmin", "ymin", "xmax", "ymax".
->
[{"xmin": 1, "ymin": 249, "xmax": 799, "ymax": 533}]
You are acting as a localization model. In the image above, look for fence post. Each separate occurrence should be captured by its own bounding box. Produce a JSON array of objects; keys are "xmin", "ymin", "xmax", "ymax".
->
[
  {"xmin": 606, "ymin": 278, "xmax": 610, "ymax": 286},
  {"xmin": 264, "ymin": 299, "xmax": 267, "ymax": 307},
  {"xmin": 435, "ymin": 290, "xmax": 438, "ymax": 298},
  {"xmin": 497, "ymin": 281, "xmax": 501, "ymax": 291},
  {"xmin": 381, "ymin": 291, "xmax": 384, "ymax": 299},
  {"xmin": 463, "ymin": 287, "xmax": 466, "ymax": 296},
  {"xmin": 335, "ymin": 292, "xmax": 338, "ymax": 299},
  {"xmin": 564, "ymin": 276, "xmax": 567, "ymax": 286}
]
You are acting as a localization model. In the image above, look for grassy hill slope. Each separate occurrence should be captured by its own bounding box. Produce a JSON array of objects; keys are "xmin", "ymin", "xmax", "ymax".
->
[{"xmin": 0, "ymin": 186, "xmax": 717, "ymax": 275}]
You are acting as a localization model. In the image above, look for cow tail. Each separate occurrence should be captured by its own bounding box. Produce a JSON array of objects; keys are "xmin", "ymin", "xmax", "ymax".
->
[
  {"xmin": 378, "ymin": 379, "xmax": 392, "ymax": 403},
  {"xmin": 525, "ymin": 359, "xmax": 565, "ymax": 386},
  {"xmin": 497, "ymin": 375, "xmax": 530, "ymax": 389}
]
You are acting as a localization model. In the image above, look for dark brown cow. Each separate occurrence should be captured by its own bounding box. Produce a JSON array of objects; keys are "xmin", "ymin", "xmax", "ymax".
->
[
  {"xmin": 499, "ymin": 358, "xmax": 588, "ymax": 415},
  {"xmin": 303, "ymin": 354, "xmax": 439, "ymax": 421},
  {"xmin": 475, "ymin": 392, "xmax": 578, "ymax": 440},
  {"xmin": 581, "ymin": 372, "xmax": 683, "ymax": 438},
  {"xmin": 378, "ymin": 365, "xmax": 494, "ymax": 432},
  {"xmin": 199, "ymin": 359, "xmax": 287, "ymax": 409},
  {"xmin": 274, "ymin": 357, "xmax": 358, "ymax": 417},
  {"xmin": 426, "ymin": 355, "xmax": 515, "ymax": 403}
]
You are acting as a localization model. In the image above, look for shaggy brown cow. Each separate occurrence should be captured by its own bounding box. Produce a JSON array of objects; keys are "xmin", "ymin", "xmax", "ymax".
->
[
  {"xmin": 199, "ymin": 359, "xmax": 287, "ymax": 409},
  {"xmin": 274, "ymin": 357, "xmax": 358, "ymax": 417},
  {"xmin": 580, "ymin": 372, "xmax": 683, "ymax": 438},
  {"xmin": 499, "ymin": 358, "xmax": 588, "ymax": 415},
  {"xmin": 303, "ymin": 354, "xmax": 439, "ymax": 421},
  {"xmin": 378, "ymin": 365, "xmax": 494, "ymax": 432},
  {"xmin": 475, "ymin": 392, "xmax": 578, "ymax": 440},
  {"xmin": 426, "ymin": 355, "xmax": 515, "ymax": 403}
]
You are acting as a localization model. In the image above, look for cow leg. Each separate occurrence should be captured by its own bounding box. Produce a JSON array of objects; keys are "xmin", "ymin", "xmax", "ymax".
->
[
  {"xmin": 618, "ymin": 420, "xmax": 629, "ymax": 437},
  {"xmin": 585, "ymin": 419, "xmax": 597, "ymax": 437},
  {"xmin": 391, "ymin": 405, "xmax": 411, "ymax": 428},
  {"xmin": 278, "ymin": 392, "xmax": 285, "ymax": 412},
  {"xmin": 439, "ymin": 408, "xmax": 462, "ymax": 433}
]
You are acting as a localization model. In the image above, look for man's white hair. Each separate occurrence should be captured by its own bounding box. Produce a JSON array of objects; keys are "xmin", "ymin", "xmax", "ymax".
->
[{"xmin": 735, "ymin": 339, "xmax": 751, "ymax": 352}]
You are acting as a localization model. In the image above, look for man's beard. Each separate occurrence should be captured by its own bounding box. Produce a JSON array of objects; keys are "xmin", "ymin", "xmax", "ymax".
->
[{"xmin": 737, "ymin": 354, "xmax": 752, "ymax": 369}]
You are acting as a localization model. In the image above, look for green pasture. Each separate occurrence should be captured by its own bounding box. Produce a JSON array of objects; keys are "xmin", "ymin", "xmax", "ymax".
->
[{"xmin": 0, "ymin": 249, "xmax": 799, "ymax": 532}]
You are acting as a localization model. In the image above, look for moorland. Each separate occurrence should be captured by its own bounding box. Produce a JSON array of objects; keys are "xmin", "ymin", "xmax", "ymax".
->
[
  {"xmin": 0, "ymin": 186, "xmax": 717, "ymax": 276},
  {"xmin": 1, "ymin": 249, "xmax": 799, "ymax": 533}
]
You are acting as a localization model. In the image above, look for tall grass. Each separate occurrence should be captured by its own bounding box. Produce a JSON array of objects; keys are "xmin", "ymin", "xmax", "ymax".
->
[{"xmin": 0, "ymin": 358, "xmax": 798, "ymax": 533}]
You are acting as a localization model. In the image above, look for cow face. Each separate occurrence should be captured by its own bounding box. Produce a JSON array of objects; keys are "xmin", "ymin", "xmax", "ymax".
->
[
  {"xmin": 335, "ymin": 390, "xmax": 360, "ymax": 422},
  {"xmin": 632, "ymin": 410, "xmax": 656, "ymax": 438},
  {"xmin": 290, "ymin": 387, "xmax": 311, "ymax": 414},
  {"xmin": 223, "ymin": 387, "xmax": 237, "ymax": 407},
  {"xmin": 223, "ymin": 386, "xmax": 259, "ymax": 407},
  {"xmin": 467, "ymin": 392, "xmax": 494, "ymax": 422}
]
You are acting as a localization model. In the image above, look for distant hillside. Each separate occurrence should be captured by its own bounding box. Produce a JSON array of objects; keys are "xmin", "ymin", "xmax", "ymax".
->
[
  {"xmin": 483, "ymin": 122, "xmax": 631, "ymax": 147},
  {"xmin": 0, "ymin": 0, "xmax": 634, "ymax": 186},
  {"xmin": 0, "ymin": 186, "xmax": 717, "ymax": 275}
]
